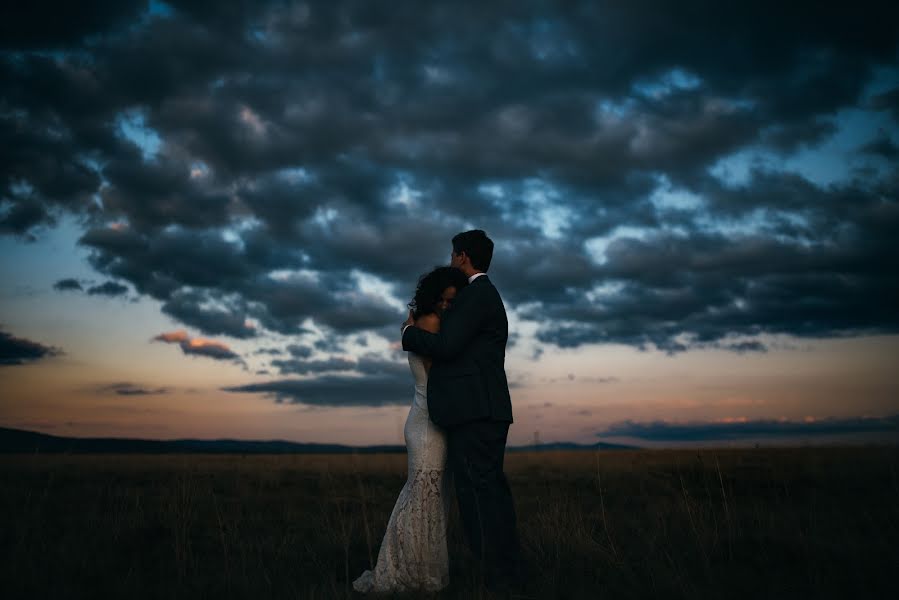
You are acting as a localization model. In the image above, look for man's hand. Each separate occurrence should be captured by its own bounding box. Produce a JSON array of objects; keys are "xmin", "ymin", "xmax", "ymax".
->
[{"xmin": 401, "ymin": 309, "xmax": 414, "ymax": 332}]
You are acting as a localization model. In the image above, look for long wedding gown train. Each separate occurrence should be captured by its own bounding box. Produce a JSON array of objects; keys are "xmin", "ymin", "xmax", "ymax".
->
[{"xmin": 352, "ymin": 352, "xmax": 451, "ymax": 593}]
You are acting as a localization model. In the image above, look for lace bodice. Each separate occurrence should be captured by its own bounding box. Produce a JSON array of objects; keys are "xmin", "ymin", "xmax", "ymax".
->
[{"xmin": 408, "ymin": 352, "xmax": 428, "ymax": 409}]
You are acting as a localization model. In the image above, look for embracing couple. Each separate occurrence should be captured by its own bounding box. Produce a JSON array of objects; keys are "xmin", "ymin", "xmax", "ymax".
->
[{"xmin": 353, "ymin": 229, "xmax": 522, "ymax": 595}]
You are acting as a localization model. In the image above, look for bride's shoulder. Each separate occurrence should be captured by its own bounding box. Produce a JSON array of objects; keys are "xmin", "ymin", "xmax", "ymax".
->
[{"xmin": 414, "ymin": 312, "xmax": 440, "ymax": 333}]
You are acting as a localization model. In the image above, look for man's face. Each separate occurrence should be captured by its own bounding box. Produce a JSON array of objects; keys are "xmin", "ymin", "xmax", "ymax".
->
[{"xmin": 450, "ymin": 249, "xmax": 464, "ymax": 269}]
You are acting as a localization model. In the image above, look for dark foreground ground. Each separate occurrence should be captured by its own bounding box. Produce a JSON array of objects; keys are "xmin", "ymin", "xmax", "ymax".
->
[{"xmin": 2, "ymin": 447, "xmax": 897, "ymax": 599}]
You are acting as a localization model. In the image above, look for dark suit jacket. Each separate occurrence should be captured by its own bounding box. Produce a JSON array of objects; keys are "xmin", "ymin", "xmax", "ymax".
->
[{"xmin": 402, "ymin": 274, "xmax": 513, "ymax": 428}]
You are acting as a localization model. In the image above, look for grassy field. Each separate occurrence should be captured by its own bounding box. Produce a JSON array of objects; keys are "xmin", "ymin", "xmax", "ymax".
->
[{"xmin": 2, "ymin": 447, "xmax": 897, "ymax": 599}]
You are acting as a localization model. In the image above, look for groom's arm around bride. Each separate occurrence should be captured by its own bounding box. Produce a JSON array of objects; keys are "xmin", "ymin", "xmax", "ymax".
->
[{"xmin": 401, "ymin": 240, "xmax": 512, "ymax": 428}]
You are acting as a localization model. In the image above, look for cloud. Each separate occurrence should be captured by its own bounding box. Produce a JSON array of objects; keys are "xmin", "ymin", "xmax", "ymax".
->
[
  {"xmin": 859, "ymin": 133, "xmax": 899, "ymax": 159},
  {"xmin": 223, "ymin": 349, "xmax": 413, "ymax": 406},
  {"xmin": 0, "ymin": 1, "xmax": 148, "ymax": 50},
  {"xmin": 221, "ymin": 373, "xmax": 411, "ymax": 407},
  {"xmin": 94, "ymin": 382, "xmax": 171, "ymax": 396},
  {"xmin": 540, "ymin": 374, "xmax": 618, "ymax": 384},
  {"xmin": 0, "ymin": 327, "xmax": 63, "ymax": 365},
  {"xmin": 2, "ymin": 1, "xmax": 898, "ymax": 355},
  {"xmin": 53, "ymin": 278, "xmax": 83, "ymax": 291},
  {"xmin": 574, "ymin": 375, "xmax": 619, "ymax": 384},
  {"xmin": 152, "ymin": 329, "xmax": 244, "ymax": 363},
  {"xmin": 269, "ymin": 351, "xmax": 410, "ymax": 377},
  {"xmin": 270, "ymin": 356, "xmax": 358, "ymax": 376},
  {"xmin": 253, "ymin": 346, "xmax": 284, "ymax": 355},
  {"xmin": 153, "ymin": 330, "xmax": 190, "ymax": 343},
  {"xmin": 161, "ymin": 288, "xmax": 257, "ymax": 338},
  {"xmin": 868, "ymin": 87, "xmax": 899, "ymax": 120},
  {"xmin": 597, "ymin": 414, "xmax": 899, "ymax": 441},
  {"xmin": 87, "ymin": 280, "xmax": 129, "ymax": 296},
  {"xmin": 521, "ymin": 174, "xmax": 899, "ymax": 352},
  {"xmin": 286, "ymin": 344, "xmax": 312, "ymax": 358}
]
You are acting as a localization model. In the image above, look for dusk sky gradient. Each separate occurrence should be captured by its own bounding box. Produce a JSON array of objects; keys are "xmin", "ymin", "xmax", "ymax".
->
[{"xmin": 2, "ymin": 0, "xmax": 898, "ymax": 447}]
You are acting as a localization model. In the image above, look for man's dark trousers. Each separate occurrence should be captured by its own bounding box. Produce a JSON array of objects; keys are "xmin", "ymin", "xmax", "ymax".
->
[{"xmin": 446, "ymin": 419, "xmax": 521, "ymax": 586}]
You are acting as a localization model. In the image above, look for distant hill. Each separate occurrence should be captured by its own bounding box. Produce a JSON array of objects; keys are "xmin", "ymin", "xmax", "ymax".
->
[
  {"xmin": 507, "ymin": 440, "xmax": 636, "ymax": 452},
  {"xmin": 0, "ymin": 427, "xmax": 404, "ymax": 454},
  {"xmin": 0, "ymin": 426, "xmax": 635, "ymax": 454}
]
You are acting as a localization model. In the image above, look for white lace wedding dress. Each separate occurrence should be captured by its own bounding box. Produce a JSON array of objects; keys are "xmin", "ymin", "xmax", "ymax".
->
[{"xmin": 352, "ymin": 352, "xmax": 451, "ymax": 593}]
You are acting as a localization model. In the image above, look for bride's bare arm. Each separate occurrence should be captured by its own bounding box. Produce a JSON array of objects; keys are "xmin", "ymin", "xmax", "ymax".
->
[{"xmin": 413, "ymin": 313, "xmax": 440, "ymax": 372}]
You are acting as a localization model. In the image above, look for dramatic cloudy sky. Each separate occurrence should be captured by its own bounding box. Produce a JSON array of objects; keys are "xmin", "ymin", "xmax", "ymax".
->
[{"xmin": 2, "ymin": 0, "xmax": 898, "ymax": 446}]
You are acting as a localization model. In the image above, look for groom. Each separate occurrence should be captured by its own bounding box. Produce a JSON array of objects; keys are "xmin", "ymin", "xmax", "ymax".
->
[{"xmin": 402, "ymin": 229, "xmax": 522, "ymax": 592}]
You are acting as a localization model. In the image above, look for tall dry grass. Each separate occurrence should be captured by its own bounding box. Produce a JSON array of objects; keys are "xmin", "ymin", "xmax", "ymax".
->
[{"xmin": 1, "ymin": 447, "xmax": 897, "ymax": 598}]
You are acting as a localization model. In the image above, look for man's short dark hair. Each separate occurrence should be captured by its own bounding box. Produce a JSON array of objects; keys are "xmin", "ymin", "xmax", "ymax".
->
[{"xmin": 452, "ymin": 229, "xmax": 494, "ymax": 272}]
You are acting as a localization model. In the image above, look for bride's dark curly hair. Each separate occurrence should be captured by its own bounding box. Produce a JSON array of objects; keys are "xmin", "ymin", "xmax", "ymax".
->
[{"xmin": 408, "ymin": 266, "xmax": 469, "ymax": 319}]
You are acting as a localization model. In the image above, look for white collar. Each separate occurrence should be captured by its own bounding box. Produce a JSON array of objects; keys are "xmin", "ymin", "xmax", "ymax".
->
[{"xmin": 468, "ymin": 272, "xmax": 486, "ymax": 284}]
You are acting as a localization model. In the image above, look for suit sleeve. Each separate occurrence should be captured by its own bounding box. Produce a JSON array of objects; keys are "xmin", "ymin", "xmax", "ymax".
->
[{"xmin": 402, "ymin": 288, "xmax": 484, "ymax": 360}]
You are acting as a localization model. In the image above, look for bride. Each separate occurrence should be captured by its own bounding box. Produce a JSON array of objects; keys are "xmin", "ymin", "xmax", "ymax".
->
[{"xmin": 352, "ymin": 266, "xmax": 469, "ymax": 594}]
